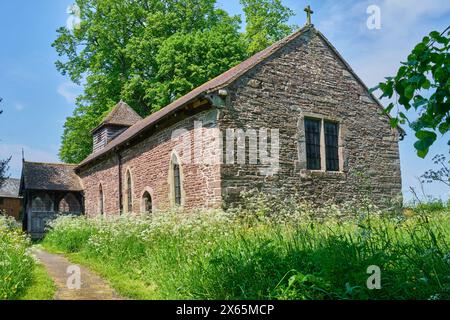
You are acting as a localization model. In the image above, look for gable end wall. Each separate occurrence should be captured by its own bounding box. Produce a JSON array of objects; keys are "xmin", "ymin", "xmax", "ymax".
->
[{"xmin": 218, "ymin": 30, "xmax": 402, "ymax": 207}]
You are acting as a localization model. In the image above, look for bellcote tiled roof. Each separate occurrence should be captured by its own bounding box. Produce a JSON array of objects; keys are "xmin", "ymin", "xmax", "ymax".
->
[
  {"xmin": 91, "ymin": 100, "xmax": 143, "ymax": 133},
  {"xmin": 21, "ymin": 162, "xmax": 83, "ymax": 192},
  {"xmin": 0, "ymin": 178, "xmax": 21, "ymax": 198}
]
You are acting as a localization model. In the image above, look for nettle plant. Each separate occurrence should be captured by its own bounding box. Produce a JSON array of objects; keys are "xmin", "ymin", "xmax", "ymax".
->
[{"xmin": 372, "ymin": 28, "xmax": 450, "ymax": 158}]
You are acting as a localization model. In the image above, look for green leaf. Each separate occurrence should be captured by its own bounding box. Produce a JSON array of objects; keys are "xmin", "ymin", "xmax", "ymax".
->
[
  {"xmin": 415, "ymin": 130, "xmax": 437, "ymax": 140},
  {"xmin": 414, "ymin": 140, "xmax": 430, "ymax": 158},
  {"xmin": 433, "ymin": 67, "xmax": 446, "ymax": 82},
  {"xmin": 396, "ymin": 66, "xmax": 407, "ymax": 79},
  {"xmin": 429, "ymin": 31, "xmax": 440, "ymax": 39},
  {"xmin": 398, "ymin": 96, "xmax": 411, "ymax": 109},
  {"xmin": 416, "ymin": 148, "xmax": 429, "ymax": 158},
  {"xmin": 438, "ymin": 122, "xmax": 449, "ymax": 135},
  {"xmin": 413, "ymin": 42, "xmax": 427, "ymax": 55},
  {"xmin": 422, "ymin": 79, "xmax": 431, "ymax": 89},
  {"xmin": 407, "ymin": 53, "xmax": 418, "ymax": 66},
  {"xmin": 408, "ymin": 74, "xmax": 424, "ymax": 84},
  {"xmin": 389, "ymin": 117, "xmax": 399, "ymax": 128},
  {"xmin": 429, "ymin": 31, "xmax": 448, "ymax": 44},
  {"xmin": 413, "ymin": 96, "xmax": 428, "ymax": 108},
  {"xmin": 414, "ymin": 130, "xmax": 438, "ymax": 158},
  {"xmin": 383, "ymin": 102, "xmax": 395, "ymax": 115},
  {"xmin": 404, "ymin": 85, "xmax": 415, "ymax": 100},
  {"xmin": 380, "ymin": 83, "xmax": 394, "ymax": 98}
]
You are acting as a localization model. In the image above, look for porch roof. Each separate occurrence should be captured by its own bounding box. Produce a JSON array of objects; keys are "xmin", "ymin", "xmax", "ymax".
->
[{"xmin": 21, "ymin": 161, "xmax": 83, "ymax": 192}]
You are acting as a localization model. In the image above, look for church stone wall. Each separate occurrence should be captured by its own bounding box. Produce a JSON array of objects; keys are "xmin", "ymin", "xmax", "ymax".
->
[
  {"xmin": 78, "ymin": 110, "xmax": 222, "ymax": 217},
  {"xmin": 78, "ymin": 28, "xmax": 402, "ymax": 215},
  {"xmin": 78, "ymin": 156, "xmax": 121, "ymax": 217},
  {"xmin": 218, "ymin": 29, "xmax": 402, "ymax": 208}
]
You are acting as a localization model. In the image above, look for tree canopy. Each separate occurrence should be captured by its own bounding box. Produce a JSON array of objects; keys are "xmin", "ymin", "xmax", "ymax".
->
[
  {"xmin": 55, "ymin": 0, "xmax": 296, "ymax": 163},
  {"xmin": 241, "ymin": 0, "xmax": 296, "ymax": 55},
  {"xmin": 373, "ymin": 28, "xmax": 450, "ymax": 158}
]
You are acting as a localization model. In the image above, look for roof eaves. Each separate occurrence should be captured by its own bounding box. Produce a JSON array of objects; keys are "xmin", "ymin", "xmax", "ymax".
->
[
  {"xmin": 77, "ymin": 95, "xmax": 206, "ymax": 169},
  {"xmin": 91, "ymin": 101, "xmax": 143, "ymax": 134},
  {"xmin": 21, "ymin": 161, "xmax": 83, "ymax": 192},
  {"xmin": 90, "ymin": 122, "xmax": 128, "ymax": 134}
]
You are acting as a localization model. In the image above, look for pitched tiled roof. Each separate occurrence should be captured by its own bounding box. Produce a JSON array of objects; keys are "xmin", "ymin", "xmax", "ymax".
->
[
  {"xmin": 78, "ymin": 25, "xmax": 315, "ymax": 168},
  {"xmin": 92, "ymin": 100, "xmax": 143, "ymax": 133},
  {"xmin": 0, "ymin": 178, "xmax": 21, "ymax": 198},
  {"xmin": 77, "ymin": 24, "xmax": 403, "ymax": 169},
  {"xmin": 21, "ymin": 162, "xmax": 83, "ymax": 192}
]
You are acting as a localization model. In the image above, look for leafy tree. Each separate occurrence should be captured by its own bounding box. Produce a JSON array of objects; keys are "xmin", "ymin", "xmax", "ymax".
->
[
  {"xmin": 373, "ymin": 28, "xmax": 450, "ymax": 158},
  {"xmin": 0, "ymin": 98, "xmax": 10, "ymax": 188},
  {"xmin": 241, "ymin": 0, "xmax": 296, "ymax": 55},
  {"xmin": 144, "ymin": 15, "xmax": 247, "ymax": 108},
  {"xmin": 54, "ymin": 0, "xmax": 296, "ymax": 163}
]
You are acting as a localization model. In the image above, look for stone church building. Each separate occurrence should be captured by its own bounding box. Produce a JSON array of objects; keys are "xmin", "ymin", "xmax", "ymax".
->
[{"xmin": 20, "ymin": 25, "xmax": 403, "ymax": 236}]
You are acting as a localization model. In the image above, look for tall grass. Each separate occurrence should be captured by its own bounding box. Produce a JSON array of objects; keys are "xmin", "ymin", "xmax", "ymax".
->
[
  {"xmin": 43, "ymin": 194, "xmax": 449, "ymax": 300},
  {"xmin": 0, "ymin": 216, "xmax": 34, "ymax": 299}
]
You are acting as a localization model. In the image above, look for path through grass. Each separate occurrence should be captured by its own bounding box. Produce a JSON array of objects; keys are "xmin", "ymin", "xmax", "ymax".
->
[{"xmin": 42, "ymin": 198, "xmax": 449, "ymax": 300}]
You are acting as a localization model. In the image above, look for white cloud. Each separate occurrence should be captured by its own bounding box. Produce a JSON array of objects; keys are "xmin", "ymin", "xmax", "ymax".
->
[
  {"xmin": 57, "ymin": 82, "xmax": 81, "ymax": 104},
  {"xmin": 0, "ymin": 144, "xmax": 59, "ymax": 178}
]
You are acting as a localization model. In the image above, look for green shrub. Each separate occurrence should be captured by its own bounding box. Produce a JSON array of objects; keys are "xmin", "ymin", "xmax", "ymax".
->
[
  {"xmin": 0, "ymin": 216, "xmax": 34, "ymax": 300},
  {"xmin": 44, "ymin": 215, "xmax": 98, "ymax": 253},
  {"xmin": 43, "ymin": 196, "xmax": 450, "ymax": 300},
  {"xmin": 414, "ymin": 200, "xmax": 447, "ymax": 213}
]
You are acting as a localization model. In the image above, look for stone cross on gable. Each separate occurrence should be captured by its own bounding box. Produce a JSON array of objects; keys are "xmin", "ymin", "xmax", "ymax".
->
[{"xmin": 304, "ymin": 5, "xmax": 314, "ymax": 25}]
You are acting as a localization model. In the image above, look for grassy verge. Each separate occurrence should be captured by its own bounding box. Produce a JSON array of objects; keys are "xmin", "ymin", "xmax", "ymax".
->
[
  {"xmin": 0, "ymin": 216, "xmax": 55, "ymax": 300},
  {"xmin": 18, "ymin": 262, "xmax": 56, "ymax": 300},
  {"xmin": 0, "ymin": 216, "xmax": 34, "ymax": 300},
  {"xmin": 42, "ymin": 243, "xmax": 155, "ymax": 299},
  {"xmin": 41, "ymin": 196, "xmax": 450, "ymax": 300}
]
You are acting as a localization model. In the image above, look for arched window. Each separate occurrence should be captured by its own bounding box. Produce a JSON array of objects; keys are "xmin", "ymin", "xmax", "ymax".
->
[
  {"xmin": 126, "ymin": 170, "xmax": 133, "ymax": 213},
  {"xmin": 58, "ymin": 193, "xmax": 81, "ymax": 213},
  {"xmin": 171, "ymin": 154, "xmax": 182, "ymax": 206},
  {"xmin": 99, "ymin": 184, "xmax": 104, "ymax": 215},
  {"xmin": 32, "ymin": 194, "xmax": 53, "ymax": 212},
  {"xmin": 142, "ymin": 191, "xmax": 152, "ymax": 214}
]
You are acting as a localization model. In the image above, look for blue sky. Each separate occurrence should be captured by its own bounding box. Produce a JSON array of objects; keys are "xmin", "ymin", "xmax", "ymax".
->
[{"xmin": 0, "ymin": 0, "xmax": 448, "ymax": 202}]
